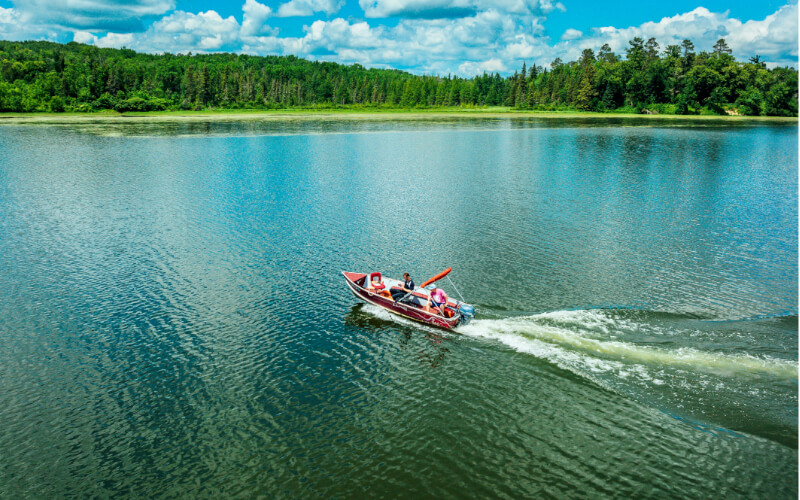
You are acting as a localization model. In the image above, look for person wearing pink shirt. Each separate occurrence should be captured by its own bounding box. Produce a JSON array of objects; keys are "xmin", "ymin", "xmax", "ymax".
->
[{"xmin": 426, "ymin": 287, "xmax": 448, "ymax": 315}]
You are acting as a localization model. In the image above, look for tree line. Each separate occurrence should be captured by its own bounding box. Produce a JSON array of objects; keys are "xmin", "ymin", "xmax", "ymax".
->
[{"xmin": 0, "ymin": 38, "xmax": 796, "ymax": 115}]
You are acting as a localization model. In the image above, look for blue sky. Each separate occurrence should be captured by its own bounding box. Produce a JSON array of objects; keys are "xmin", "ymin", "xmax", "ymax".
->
[{"xmin": 0, "ymin": 0, "xmax": 796, "ymax": 75}]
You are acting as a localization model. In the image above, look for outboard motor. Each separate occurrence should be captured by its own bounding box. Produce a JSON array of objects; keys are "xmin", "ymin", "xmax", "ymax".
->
[{"xmin": 457, "ymin": 303, "xmax": 475, "ymax": 325}]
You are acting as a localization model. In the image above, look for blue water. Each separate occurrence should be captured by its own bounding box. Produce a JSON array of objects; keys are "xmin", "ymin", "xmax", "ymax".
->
[{"xmin": 0, "ymin": 116, "xmax": 796, "ymax": 497}]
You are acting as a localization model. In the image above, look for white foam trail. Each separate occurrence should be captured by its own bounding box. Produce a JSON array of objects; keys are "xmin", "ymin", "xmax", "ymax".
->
[{"xmin": 456, "ymin": 310, "xmax": 798, "ymax": 380}]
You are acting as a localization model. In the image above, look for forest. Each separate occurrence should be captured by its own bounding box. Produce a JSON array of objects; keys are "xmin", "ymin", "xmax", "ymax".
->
[{"xmin": 0, "ymin": 38, "xmax": 796, "ymax": 115}]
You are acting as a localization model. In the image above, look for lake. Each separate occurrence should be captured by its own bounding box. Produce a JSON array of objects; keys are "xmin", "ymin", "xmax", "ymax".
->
[{"xmin": 0, "ymin": 116, "xmax": 797, "ymax": 497}]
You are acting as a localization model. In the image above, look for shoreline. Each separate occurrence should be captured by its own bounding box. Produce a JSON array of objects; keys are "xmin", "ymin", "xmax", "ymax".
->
[{"xmin": 0, "ymin": 108, "xmax": 796, "ymax": 124}]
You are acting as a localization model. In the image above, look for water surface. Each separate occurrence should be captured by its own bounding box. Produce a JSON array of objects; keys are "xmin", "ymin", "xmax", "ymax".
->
[{"xmin": 0, "ymin": 117, "xmax": 796, "ymax": 497}]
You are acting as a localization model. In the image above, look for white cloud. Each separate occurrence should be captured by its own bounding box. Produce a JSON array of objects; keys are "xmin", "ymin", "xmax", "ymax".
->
[
  {"xmin": 254, "ymin": 17, "xmax": 392, "ymax": 66},
  {"xmin": 72, "ymin": 31, "xmax": 97, "ymax": 44},
  {"xmin": 0, "ymin": 6, "xmax": 63, "ymax": 41},
  {"xmin": 57, "ymin": 2, "xmax": 796, "ymax": 77},
  {"xmin": 0, "ymin": 6, "xmax": 19, "ymax": 36},
  {"xmin": 567, "ymin": 5, "xmax": 798, "ymax": 65},
  {"xmin": 13, "ymin": 0, "xmax": 174, "ymax": 31},
  {"xmin": 154, "ymin": 10, "xmax": 236, "ymax": 35},
  {"xmin": 75, "ymin": 31, "xmax": 136, "ymax": 48},
  {"xmin": 95, "ymin": 32, "xmax": 136, "ymax": 48},
  {"xmin": 726, "ymin": 3, "xmax": 798, "ymax": 62},
  {"xmin": 458, "ymin": 58, "xmax": 506, "ymax": 74},
  {"xmin": 0, "ymin": 6, "xmax": 17, "ymax": 25},
  {"xmin": 293, "ymin": 4, "xmax": 797, "ymax": 74},
  {"xmin": 304, "ymin": 19, "xmax": 382, "ymax": 48},
  {"xmin": 79, "ymin": 10, "xmax": 240, "ymax": 53},
  {"xmin": 277, "ymin": 0, "xmax": 344, "ymax": 17},
  {"xmin": 361, "ymin": 0, "xmax": 475, "ymax": 19},
  {"xmin": 147, "ymin": 10, "xmax": 239, "ymax": 51},
  {"xmin": 241, "ymin": 0, "xmax": 273, "ymax": 36},
  {"xmin": 539, "ymin": 0, "xmax": 565, "ymax": 14},
  {"xmin": 359, "ymin": 0, "xmax": 563, "ymax": 18},
  {"xmin": 560, "ymin": 28, "xmax": 581, "ymax": 40},
  {"xmin": 240, "ymin": 35, "xmax": 283, "ymax": 55},
  {"xmin": 270, "ymin": 11, "xmax": 547, "ymax": 75}
]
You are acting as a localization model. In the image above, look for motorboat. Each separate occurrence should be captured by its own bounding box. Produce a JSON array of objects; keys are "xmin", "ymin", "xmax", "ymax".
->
[{"xmin": 341, "ymin": 268, "xmax": 475, "ymax": 329}]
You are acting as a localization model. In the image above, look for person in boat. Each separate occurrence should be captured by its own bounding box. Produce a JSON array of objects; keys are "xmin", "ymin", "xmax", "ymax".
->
[
  {"xmin": 390, "ymin": 273, "xmax": 415, "ymax": 302},
  {"xmin": 426, "ymin": 287, "xmax": 448, "ymax": 315}
]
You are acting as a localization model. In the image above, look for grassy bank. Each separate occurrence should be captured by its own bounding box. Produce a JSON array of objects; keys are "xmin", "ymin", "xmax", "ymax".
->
[{"xmin": 0, "ymin": 107, "xmax": 796, "ymax": 124}]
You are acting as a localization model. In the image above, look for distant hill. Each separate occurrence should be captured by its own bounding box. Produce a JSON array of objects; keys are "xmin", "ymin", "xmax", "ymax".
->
[{"xmin": 0, "ymin": 39, "xmax": 796, "ymax": 115}]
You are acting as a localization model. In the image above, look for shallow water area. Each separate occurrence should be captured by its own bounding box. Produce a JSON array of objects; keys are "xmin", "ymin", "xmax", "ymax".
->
[{"xmin": 0, "ymin": 116, "xmax": 796, "ymax": 497}]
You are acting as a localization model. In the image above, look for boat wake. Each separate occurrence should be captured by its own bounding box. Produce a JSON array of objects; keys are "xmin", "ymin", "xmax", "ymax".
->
[
  {"xmin": 455, "ymin": 309, "xmax": 800, "ymax": 446},
  {"xmin": 455, "ymin": 310, "xmax": 797, "ymax": 381},
  {"xmin": 359, "ymin": 305, "xmax": 798, "ymax": 445}
]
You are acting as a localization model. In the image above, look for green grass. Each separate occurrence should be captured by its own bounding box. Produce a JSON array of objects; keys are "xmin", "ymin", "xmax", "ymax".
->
[{"xmin": 0, "ymin": 106, "xmax": 796, "ymax": 123}]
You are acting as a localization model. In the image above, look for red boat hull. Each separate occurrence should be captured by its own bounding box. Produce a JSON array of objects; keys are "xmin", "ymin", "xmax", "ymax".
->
[{"xmin": 342, "ymin": 272, "xmax": 461, "ymax": 329}]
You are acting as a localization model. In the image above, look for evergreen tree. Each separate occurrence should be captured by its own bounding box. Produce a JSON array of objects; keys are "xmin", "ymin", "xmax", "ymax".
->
[
  {"xmin": 713, "ymin": 39, "xmax": 732, "ymax": 56},
  {"xmin": 579, "ymin": 49, "xmax": 595, "ymax": 65},
  {"xmin": 598, "ymin": 43, "xmax": 617, "ymax": 63},
  {"xmin": 645, "ymin": 38, "xmax": 659, "ymax": 60},
  {"xmin": 575, "ymin": 76, "xmax": 595, "ymax": 110},
  {"xmin": 626, "ymin": 38, "xmax": 646, "ymax": 70},
  {"xmin": 198, "ymin": 64, "xmax": 209, "ymax": 104},
  {"xmin": 0, "ymin": 39, "xmax": 794, "ymax": 116},
  {"xmin": 601, "ymin": 84, "xmax": 616, "ymax": 110}
]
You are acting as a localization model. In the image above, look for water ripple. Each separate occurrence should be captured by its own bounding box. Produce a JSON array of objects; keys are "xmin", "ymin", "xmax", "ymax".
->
[{"xmin": 0, "ymin": 119, "xmax": 796, "ymax": 498}]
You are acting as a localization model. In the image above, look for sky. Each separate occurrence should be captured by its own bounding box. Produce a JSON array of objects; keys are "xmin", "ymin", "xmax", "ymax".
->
[{"xmin": 0, "ymin": 0, "xmax": 796, "ymax": 75}]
